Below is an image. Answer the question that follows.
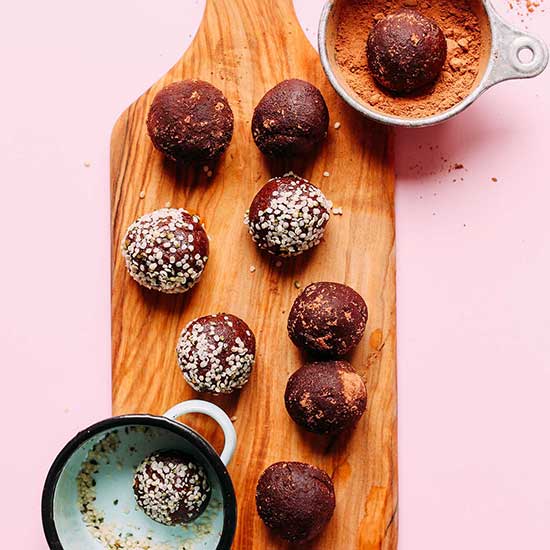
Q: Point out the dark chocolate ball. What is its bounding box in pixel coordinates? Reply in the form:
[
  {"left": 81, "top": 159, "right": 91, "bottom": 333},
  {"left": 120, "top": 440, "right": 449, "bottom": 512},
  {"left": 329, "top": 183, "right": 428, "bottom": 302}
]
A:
[
  {"left": 176, "top": 313, "right": 256, "bottom": 394},
  {"left": 133, "top": 450, "right": 211, "bottom": 525},
  {"left": 244, "top": 175, "right": 331, "bottom": 257},
  {"left": 251, "top": 79, "right": 329, "bottom": 157},
  {"left": 255, "top": 462, "right": 335, "bottom": 542},
  {"left": 367, "top": 9, "right": 447, "bottom": 93},
  {"left": 285, "top": 360, "right": 367, "bottom": 434},
  {"left": 288, "top": 282, "right": 368, "bottom": 357},
  {"left": 147, "top": 79, "right": 234, "bottom": 162},
  {"left": 121, "top": 208, "right": 209, "bottom": 294}
]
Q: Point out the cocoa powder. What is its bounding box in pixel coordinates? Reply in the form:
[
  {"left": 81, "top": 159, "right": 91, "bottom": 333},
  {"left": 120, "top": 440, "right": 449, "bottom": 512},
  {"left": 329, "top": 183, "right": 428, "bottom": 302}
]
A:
[{"left": 334, "top": 0, "right": 485, "bottom": 118}]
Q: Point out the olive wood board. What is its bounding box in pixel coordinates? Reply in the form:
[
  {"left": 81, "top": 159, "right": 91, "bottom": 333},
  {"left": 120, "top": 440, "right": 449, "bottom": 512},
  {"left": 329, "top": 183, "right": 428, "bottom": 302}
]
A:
[{"left": 111, "top": 0, "right": 397, "bottom": 548}]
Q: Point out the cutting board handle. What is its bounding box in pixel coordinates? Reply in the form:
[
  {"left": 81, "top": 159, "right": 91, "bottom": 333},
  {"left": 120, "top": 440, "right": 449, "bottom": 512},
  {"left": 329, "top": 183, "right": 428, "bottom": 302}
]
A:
[{"left": 199, "top": 0, "right": 302, "bottom": 42}]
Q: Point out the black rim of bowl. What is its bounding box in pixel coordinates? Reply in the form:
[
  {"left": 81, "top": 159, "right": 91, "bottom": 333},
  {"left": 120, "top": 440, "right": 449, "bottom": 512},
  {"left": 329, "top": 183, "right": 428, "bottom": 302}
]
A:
[{"left": 41, "top": 414, "right": 237, "bottom": 550}]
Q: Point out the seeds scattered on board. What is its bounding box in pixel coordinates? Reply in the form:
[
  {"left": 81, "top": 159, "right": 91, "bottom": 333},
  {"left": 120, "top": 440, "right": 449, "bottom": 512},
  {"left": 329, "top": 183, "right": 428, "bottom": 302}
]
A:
[
  {"left": 139, "top": 190, "right": 146, "bottom": 199},
  {"left": 121, "top": 208, "right": 209, "bottom": 294},
  {"left": 134, "top": 451, "right": 211, "bottom": 525},
  {"left": 334, "top": 121, "right": 341, "bottom": 129},
  {"left": 177, "top": 313, "right": 256, "bottom": 394},
  {"left": 244, "top": 175, "right": 332, "bottom": 257},
  {"left": 323, "top": 171, "right": 330, "bottom": 177},
  {"left": 332, "top": 206, "right": 343, "bottom": 215}
]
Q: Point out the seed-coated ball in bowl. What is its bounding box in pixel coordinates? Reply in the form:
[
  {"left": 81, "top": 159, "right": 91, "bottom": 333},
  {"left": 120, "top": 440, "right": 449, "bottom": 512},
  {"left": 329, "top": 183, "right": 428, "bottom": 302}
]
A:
[
  {"left": 367, "top": 9, "right": 447, "bottom": 93},
  {"left": 133, "top": 450, "right": 211, "bottom": 525},
  {"left": 176, "top": 313, "right": 256, "bottom": 394},
  {"left": 252, "top": 79, "right": 329, "bottom": 157},
  {"left": 255, "top": 461, "right": 335, "bottom": 543},
  {"left": 288, "top": 281, "right": 368, "bottom": 357},
  {"left": 121, "top": 208, "right": 209, "bottom": 294},
  {"left": 285, "top": 360, "right": 367, "bottom": 434},
  {"left": 147, "top": 79, "right": 234, "bottom": 163},
  {"left": 244, "top": 175, "right": 331, "bottom": 257}
]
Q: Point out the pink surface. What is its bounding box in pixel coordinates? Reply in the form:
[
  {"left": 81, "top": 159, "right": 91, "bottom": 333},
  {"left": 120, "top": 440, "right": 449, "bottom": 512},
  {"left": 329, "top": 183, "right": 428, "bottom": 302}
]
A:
[{"left": 1, "top": 1, "right": 548, "bottom": 548}]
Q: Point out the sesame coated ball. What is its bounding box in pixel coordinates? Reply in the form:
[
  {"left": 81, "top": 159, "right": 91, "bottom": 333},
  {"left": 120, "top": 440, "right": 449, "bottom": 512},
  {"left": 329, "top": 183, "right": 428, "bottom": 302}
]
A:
[
  {"left": 176, "top": 313, "right": 256, "bottom": 394},
  {"left": 147, "top": 79, "right": 234, "bottom": 163},
  {"left": 121, "top": 208, "right": 209, "bottom": 294},
  {"left": 244, "top": 175, "right": 332, "bottom": 257},
  {"left": 288, "top": 282, "right": 368, "bottom": 357},
  {"left": 133, "top": 451, "right": 211, "bottom": 526}
]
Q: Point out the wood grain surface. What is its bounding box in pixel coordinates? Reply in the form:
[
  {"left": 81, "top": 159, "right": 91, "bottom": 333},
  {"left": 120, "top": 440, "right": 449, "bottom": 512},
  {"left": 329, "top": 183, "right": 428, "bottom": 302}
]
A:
[{"left": 111, "top": 0, "right": 397, "bottom": 548}]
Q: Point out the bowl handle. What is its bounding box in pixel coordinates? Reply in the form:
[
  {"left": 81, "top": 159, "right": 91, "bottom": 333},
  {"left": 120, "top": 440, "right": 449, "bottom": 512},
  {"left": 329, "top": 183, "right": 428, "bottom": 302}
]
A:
[
  {"left": 163, "top": 400, "right": 237, "bottom": 466},
  {"left": 486, "top": 10, "right": 548, "bottom": 86}
]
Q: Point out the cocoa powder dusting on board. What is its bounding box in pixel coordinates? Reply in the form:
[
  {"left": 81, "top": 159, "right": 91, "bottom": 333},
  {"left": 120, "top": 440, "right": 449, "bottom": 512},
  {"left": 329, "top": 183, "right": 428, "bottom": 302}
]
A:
[{"left": 334, "top": 0, "right": 484, "bottom": 118}]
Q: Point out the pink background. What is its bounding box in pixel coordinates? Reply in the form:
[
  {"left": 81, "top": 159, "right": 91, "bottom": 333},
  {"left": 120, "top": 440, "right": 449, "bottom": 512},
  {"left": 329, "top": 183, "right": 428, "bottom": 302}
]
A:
[{"left": 1, "top": 1, "right": 549, "bottom": 548}]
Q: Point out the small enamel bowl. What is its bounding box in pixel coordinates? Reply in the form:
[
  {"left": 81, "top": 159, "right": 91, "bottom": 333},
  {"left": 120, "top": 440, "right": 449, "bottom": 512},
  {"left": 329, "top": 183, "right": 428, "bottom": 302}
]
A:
[
  {"left": 319, "top": 0, "right": 549, "bottom": 127},
  {"left": 42, "top": 400, "right": 237, "bottom": 550}
]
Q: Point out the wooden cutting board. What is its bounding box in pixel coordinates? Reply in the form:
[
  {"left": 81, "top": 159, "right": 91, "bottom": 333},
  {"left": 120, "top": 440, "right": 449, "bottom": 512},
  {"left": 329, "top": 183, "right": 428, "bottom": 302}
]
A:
[{"left": 111, "top": 0, "right": 397, "bottom": 548}]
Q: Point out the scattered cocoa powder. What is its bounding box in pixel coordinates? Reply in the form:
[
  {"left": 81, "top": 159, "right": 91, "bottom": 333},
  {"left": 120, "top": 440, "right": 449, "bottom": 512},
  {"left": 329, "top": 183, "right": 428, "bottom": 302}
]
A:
[{"left": 334, "top": 0, "right": 488, "bottom": 119}]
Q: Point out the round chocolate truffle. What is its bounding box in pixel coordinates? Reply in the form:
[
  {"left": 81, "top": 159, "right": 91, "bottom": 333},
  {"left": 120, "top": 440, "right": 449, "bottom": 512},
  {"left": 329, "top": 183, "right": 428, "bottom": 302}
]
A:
[
  {"left": 133, "top": 450, "right": 211, "bottom": 526},
  {"left": 244, "top": 175, "right": 331, "bottom": 257},
  {"left": 147, "top": 79, "right": 234, "bottom": 163},
  {"left": 367, "top": 9, "right": 447, "bottom": 93},
  {"left": 285, "top": 361, "right": 367, "bottom": 434},
  {"left": 256, "top": 462, "right": 335, "bottom": 542},
  {"left": 288, "top": 282, "right": 368, "bottom": 357},
  {"left": 176, "top": 313, "right": 256, "bottom": 394},
  {"left": 121, "top": 208, "right": 209, "bottom": 294},
  {"left": 252, "top": 79, "right": 329, "bottom": 157}
]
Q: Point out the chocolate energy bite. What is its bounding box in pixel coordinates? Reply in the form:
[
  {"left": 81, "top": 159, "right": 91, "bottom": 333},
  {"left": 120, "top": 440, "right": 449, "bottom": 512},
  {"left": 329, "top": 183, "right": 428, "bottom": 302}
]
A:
[
  {"left": 367, "top": 9, "right": 447, "bottom": 93},
  {"left": 244, "top": 175, "right": 331, "bottom": 257},
  {"left": 133, "top": 451, "right": 211, "bottom": 525},
  {"left": 121, "top": 208, "right": 209, "bottom": 294},
  {"left": 176, "top": 313, "right": 256, "bottom": 394},
  {"left": 147, "top": 79, "right": 234, "bottom": 163},
  {"left": 256, "top": 462, "right": 335, "bottom": 543},
  {"left": 288, "top": 281, "right": 368, "bottom": 357},
  {"left": 252, "top": 79, "right": 329, "bottom": 157},
  {"left": 285, "top": 360, "right": 367, "bottom": 434}
]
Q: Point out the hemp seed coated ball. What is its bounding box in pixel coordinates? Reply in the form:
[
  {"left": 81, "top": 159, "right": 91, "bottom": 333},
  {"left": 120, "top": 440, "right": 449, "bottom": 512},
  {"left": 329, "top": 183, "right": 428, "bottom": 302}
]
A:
[
  {"left": 244, "top": 175, "right": 331, "bottom": 257},
  {"left": 176, "top": 313, "right": 256, "bottom": 394},
  {"left": 288, "top": 282, "right": 368, "bottom": 357},
  {"left": 285, "top": 361, "right": 367, "bottom": 434},
  {"left": 121, "top": 208, "right": 209, "bottom": 294},
  {"left": 147, "top": 79, "right": 234, "bottom": 163},
  {"left": 255, "top": 462, "right": 336, "bottom": 543},
  {"left": 367, "top": 9, "right": 447, "bottom": 93},
  {"left": 252, "top": 79, "right": 329, "bottom": 157},
  {"left": 133, "top": 451, "right": 211, "bottom": 526}
]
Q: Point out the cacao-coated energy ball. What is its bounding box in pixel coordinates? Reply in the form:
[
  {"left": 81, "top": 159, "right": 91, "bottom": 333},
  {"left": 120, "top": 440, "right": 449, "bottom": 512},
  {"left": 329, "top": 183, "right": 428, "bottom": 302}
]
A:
[
  {"left": 287, "top": 281, "right": 368, "bottom": 357},
  {"left": 147, "top": 79, "right": 234, "bottom": 162},
  {"left": 285, "top": 360, "right": 367, "bottom": 434},
  {"left": 367, "top": 9, "right": 447, "bottom": 93},
  {"left": 176, "top": 313, "right": 256, "bottom": 394},
  {"left": 121, "top": 208, "right": 209, "bottom": 294},
  {"left": 244, "top": 175, "right": 331, "bottom": 257},
  {"left": 252, "top": 79, "right": 329, "bottom": 156},
  {"left": 255, "top": 461, "right": 335, "bottom": 542},
  {"left": 133, "top": 451, "right": 211, "bottom": 525}
]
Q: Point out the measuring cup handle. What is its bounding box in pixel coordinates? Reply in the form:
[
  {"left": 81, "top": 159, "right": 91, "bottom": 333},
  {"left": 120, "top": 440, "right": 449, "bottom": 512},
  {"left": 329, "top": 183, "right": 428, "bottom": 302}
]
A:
[
  {"left": 163, "top": 400, "right": 237, "bottom": 466},
  {"left": 486, "top": 10, "right": 548, "bottom": 86}
]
